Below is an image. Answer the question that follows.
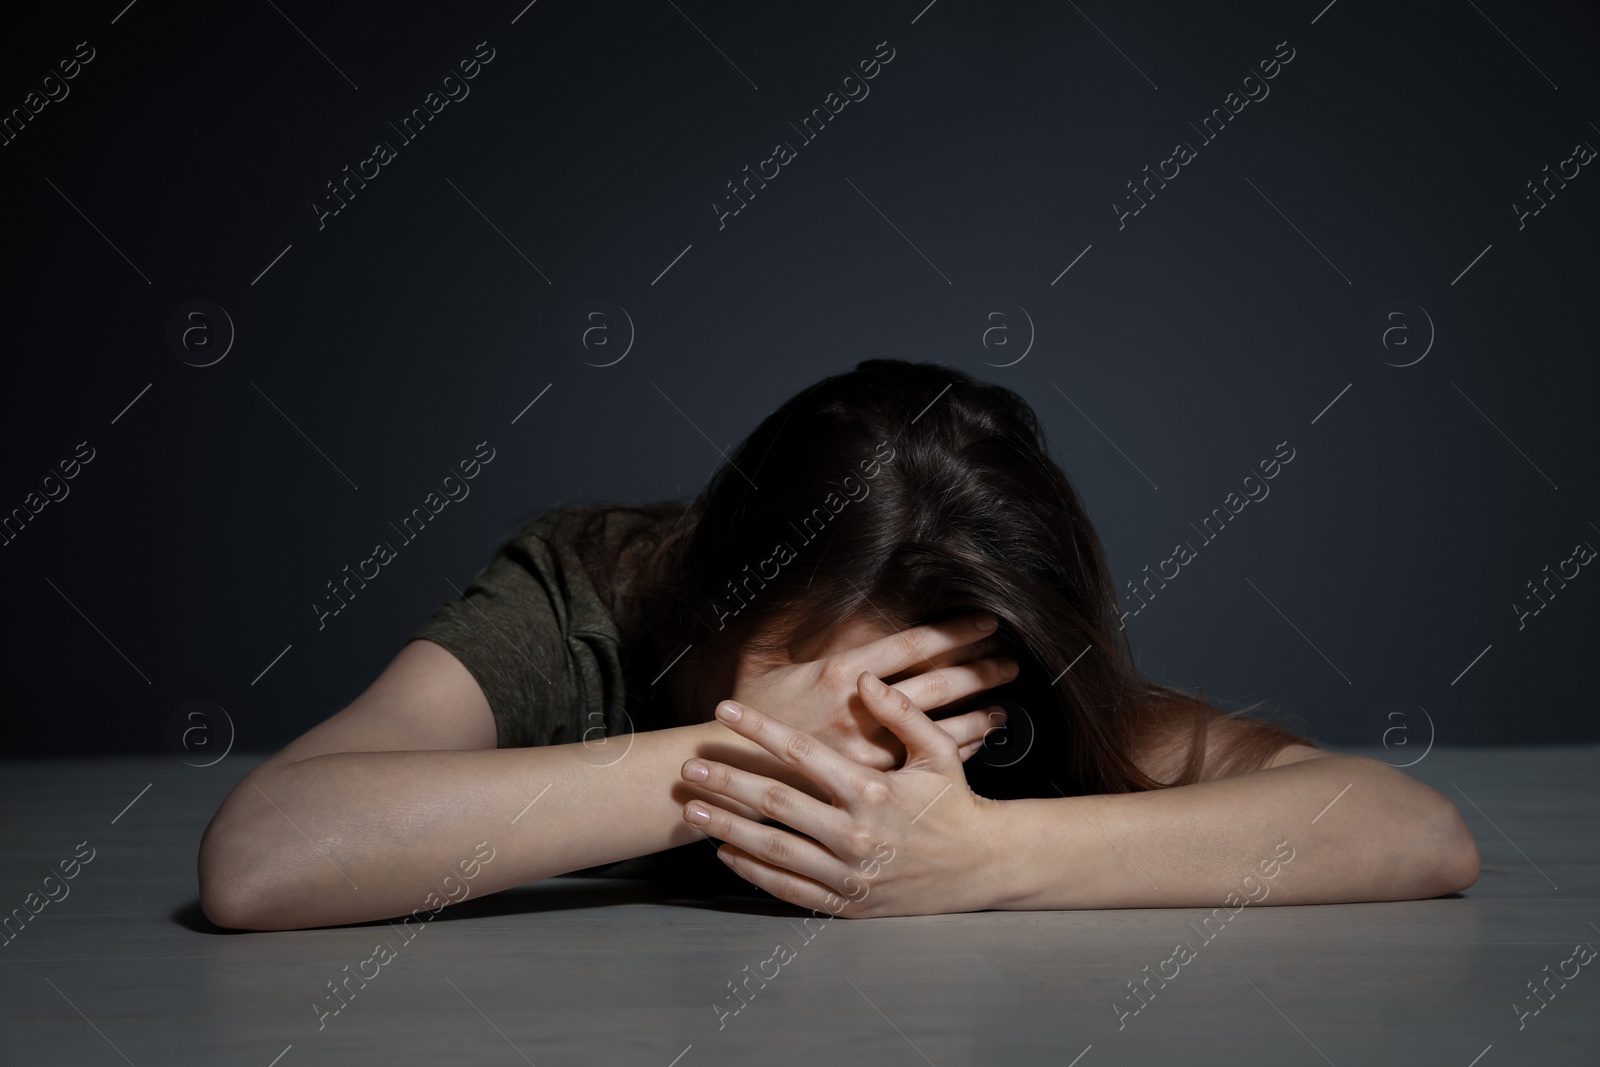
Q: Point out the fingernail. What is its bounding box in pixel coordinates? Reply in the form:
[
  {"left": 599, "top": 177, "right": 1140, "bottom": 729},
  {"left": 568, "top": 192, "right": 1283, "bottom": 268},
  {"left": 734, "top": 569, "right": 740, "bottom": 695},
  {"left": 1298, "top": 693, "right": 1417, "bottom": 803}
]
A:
[
  {"left": 862, "top": 671, "right": 888, "bottom": 694},
  {"left": 717, "top": 848, "right": 733, "bottom": 865},
  {"left": 716, "top": 702, "right": 742, "bottom": 723},
  {"left": 976, "top": 614, "right": 999, "bottom": 633},
  {"left": 683, "top": 760, "right": 709, "bottom": 782},
  {"left": 686, "top": 802, "right": 711, "bottom": 824}
]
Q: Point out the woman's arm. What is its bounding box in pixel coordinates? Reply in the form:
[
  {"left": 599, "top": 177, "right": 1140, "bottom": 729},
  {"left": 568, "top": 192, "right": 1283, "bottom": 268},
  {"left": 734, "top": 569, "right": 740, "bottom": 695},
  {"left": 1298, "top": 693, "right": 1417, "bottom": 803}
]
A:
[
  {"left": 992, "top": 748, "right": 1481, "bottom": 910},
  {"left": 197, "top": 640, "right": 796, "bottom": 931},
  {"left": 198, "top": 629, "right": 1007, "bottom": 931},
  {"left": 680, "top": 676, "right": 1481, "bottom": 915}
]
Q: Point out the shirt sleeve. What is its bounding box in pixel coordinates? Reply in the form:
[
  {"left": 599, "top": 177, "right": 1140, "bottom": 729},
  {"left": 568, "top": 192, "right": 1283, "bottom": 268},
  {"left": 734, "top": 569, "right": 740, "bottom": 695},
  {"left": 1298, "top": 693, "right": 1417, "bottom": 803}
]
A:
[{"left": 409, "top": 512, "right": 621, "bottom": 750}]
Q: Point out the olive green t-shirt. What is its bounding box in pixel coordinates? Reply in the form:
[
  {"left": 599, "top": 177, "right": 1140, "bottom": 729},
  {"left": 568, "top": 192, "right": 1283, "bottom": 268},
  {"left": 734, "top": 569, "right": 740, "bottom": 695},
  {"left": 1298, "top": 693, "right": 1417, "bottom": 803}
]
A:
[
  {"left": 410, "top": 506, "right": 733, "bottom": 884},
  {"left": 410, "top": 507, "right": 673, "bottom": 751}
]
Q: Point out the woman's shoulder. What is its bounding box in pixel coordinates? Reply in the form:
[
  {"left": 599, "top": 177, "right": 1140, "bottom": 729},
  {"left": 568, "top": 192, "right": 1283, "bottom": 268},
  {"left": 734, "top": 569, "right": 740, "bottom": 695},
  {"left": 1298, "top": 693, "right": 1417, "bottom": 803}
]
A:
[{"left": 410, "top": 501, "right": 689, "bottom": 749}]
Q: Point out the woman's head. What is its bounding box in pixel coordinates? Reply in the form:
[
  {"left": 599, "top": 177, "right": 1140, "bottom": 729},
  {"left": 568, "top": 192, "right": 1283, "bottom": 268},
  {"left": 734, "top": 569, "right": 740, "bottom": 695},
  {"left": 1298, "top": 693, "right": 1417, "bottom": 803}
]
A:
[
  {"left": 609, "top": 359, "right": 1298, "bottom": 795},
  {"left": 680, "top": 361, "right": 1121, "bottom": 648}
]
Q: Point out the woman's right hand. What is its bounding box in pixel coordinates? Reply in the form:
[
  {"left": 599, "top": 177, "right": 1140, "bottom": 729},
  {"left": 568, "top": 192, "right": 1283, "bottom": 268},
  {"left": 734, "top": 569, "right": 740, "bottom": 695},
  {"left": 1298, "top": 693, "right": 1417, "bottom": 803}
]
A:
[{"left": 726, "top": 613, "right": 1019, "bottom": 777}]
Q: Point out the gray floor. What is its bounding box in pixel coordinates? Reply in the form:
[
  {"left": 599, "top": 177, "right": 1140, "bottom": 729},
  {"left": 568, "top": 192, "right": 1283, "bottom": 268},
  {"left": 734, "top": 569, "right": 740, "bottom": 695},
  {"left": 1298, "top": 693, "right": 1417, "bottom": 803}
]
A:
[{"left": 1, "top": 747, "right": 1595, "bottom": 1066}]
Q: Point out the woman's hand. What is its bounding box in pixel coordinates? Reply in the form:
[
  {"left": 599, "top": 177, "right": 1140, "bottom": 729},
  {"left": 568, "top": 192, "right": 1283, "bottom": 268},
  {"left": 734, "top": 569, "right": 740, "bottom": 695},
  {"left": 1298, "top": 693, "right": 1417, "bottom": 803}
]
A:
[
  {"left": 727, "top": 613, "right": 1019, "bottom": 773},
  {"left": 682, "top": 669, "right": 1011, "bottom": 917}
]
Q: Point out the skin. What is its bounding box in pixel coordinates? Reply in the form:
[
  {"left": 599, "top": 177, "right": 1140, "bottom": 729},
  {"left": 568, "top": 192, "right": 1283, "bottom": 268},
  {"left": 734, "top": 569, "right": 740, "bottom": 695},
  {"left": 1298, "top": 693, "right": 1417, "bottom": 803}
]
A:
[
  {"left": 197, "top": 611, "right": 1480, "bottom": 930},
  {"left": 196, "top": 616, "right": 1013, "bottom": 930},
  {"left": 687, "top": 617, "right": 1483, "bottom": 916}
]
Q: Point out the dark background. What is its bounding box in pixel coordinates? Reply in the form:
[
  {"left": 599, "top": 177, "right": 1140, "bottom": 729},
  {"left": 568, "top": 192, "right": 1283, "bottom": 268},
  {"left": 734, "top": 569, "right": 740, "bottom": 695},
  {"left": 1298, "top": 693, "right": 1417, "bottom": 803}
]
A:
[{"left": 2, "top": 0, "right": 1595, "bottom": 756}]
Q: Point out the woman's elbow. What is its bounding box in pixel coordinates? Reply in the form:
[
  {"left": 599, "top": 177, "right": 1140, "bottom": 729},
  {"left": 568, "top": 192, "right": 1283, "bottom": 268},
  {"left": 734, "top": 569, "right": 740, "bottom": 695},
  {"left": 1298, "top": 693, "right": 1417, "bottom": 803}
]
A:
[
  {"left": 198, "top": 818, "right": 260, "bottom": 929},
  {"left": 1415, "top": 780, "right": 1481, "bottom": 897},
  {"left": 1338, "top": 757, "right": 1480, "bottom": 899},
  {"left": 197, "top": 798, "right": 295, "bottom": 930}
]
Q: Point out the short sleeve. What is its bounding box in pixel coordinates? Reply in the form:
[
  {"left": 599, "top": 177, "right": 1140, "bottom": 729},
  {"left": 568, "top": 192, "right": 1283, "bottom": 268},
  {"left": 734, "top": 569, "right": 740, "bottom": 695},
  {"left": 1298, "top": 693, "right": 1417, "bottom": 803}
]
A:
[{"left": 410, "top": 511, "right": 628, "bottom": 750}]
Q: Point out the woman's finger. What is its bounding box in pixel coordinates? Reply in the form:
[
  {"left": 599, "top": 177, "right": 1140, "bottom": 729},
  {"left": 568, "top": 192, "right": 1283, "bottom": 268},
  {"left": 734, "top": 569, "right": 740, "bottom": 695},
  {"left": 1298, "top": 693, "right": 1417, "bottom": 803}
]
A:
[
  {"left": 683, "top": 757, "right": 851, "bottom": 842},
  {"left": 935, "top": 706, "right": 1007, "bottom": 754},
  {"left": 857, "top": 671, "right": 961, "bottom": 772},
  {"left": 713, "top": 700, "right": 876, "bottom": 801},
  {"left": 716, "top": 844, "right": 866, "bottom": 917},
  {"left": 881, "top": 632, "right": 1009, "bottom": 683},
  {"left": 891, "top": 655, "right": 1018, "bottom": 713},
  {"left": 847, "top": 614, "right": 999, "bottom": 682},
  {"left": 848, "top": 738, "right": 904, "bottom": 772},
  {"left": 685, "top": 799, "right": 856, "bottom": 892}
]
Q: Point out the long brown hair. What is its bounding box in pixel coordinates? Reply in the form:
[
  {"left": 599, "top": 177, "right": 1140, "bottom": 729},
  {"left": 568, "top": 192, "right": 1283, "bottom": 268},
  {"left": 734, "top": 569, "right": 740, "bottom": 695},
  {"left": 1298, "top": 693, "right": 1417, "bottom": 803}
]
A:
[{"left": 560, "top": 360, "right": 1305, "bottom": 797}]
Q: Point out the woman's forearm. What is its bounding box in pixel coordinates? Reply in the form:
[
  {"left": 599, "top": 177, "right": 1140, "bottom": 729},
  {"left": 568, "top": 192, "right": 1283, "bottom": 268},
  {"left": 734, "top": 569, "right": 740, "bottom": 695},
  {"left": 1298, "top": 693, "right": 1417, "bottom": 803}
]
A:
[
  {"left": 198, "top": 720, "right": 788, "bottom": 931},
  {"left": 988, "top": 754, "right": 1481, "bottom": 910}
]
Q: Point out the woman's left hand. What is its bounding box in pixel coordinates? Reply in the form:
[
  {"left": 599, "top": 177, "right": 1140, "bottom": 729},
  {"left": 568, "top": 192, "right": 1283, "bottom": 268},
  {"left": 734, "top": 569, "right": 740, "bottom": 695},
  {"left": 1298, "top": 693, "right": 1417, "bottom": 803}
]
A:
[{"left": 681, "top": 670, "right": 1010, "bottom": 917}]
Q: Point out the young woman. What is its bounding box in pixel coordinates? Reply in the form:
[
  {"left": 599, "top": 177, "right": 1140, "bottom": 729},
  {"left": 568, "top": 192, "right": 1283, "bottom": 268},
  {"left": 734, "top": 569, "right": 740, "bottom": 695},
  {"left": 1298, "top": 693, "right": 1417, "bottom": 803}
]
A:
[{"left": 197, "top": 360, "right": 1479, "bottom": 930}]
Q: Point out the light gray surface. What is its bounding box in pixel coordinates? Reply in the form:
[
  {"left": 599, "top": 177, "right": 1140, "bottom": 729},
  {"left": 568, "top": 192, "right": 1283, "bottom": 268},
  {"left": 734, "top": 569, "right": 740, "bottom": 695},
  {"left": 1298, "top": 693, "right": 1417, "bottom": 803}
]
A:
[{"left": 1, "top": 747, "right": 1596, "bottom": 1066}]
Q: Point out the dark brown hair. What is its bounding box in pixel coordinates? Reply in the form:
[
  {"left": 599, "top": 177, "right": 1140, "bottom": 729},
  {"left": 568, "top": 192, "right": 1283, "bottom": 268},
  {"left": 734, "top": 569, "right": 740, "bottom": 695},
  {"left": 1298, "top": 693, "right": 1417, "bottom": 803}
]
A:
[{"left": 561, "top": 360, "right": 1306, "bottom": 797}]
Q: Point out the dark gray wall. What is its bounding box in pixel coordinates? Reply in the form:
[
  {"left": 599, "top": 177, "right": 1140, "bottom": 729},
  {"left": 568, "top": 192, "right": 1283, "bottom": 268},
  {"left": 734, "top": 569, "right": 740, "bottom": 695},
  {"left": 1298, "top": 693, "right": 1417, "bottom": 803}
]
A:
[{"left": 2, "top": 0, "right": 1595, "bottom": 756}]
